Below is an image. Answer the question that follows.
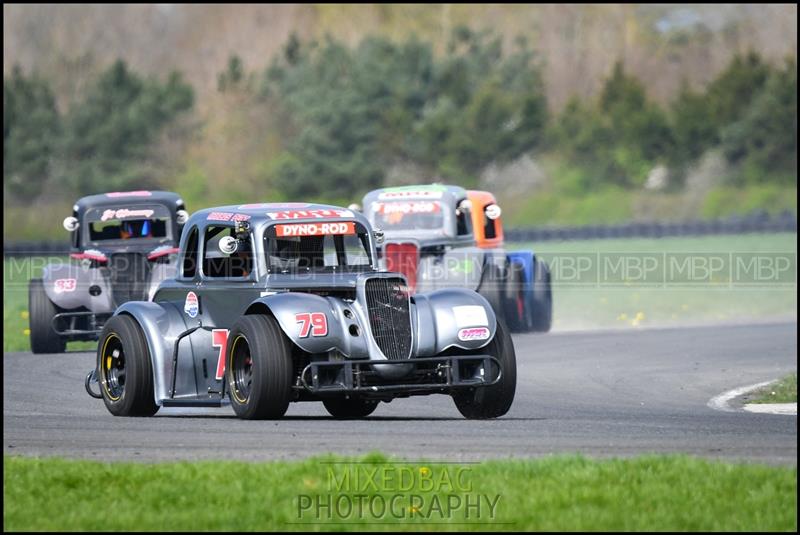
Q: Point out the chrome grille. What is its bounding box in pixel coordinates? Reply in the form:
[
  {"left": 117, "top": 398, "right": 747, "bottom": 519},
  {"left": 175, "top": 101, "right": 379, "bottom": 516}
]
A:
[
  {"left": 109, "top": 253, "right": 151, "bottom": 306},
  {"left": 365, "top": 277, "right": 412, "bottom": 360}
]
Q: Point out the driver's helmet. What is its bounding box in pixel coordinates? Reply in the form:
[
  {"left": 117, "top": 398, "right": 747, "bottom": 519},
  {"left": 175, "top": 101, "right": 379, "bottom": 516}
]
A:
[{"left": 120, "top": 219, "right": 152, "bottom": 239}]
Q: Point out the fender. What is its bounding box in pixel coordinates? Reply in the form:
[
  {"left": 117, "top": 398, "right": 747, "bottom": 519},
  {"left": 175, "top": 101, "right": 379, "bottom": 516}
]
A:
[
  {"left": 42, "top": 262, "right": 113, "bottom": 313},
  {"left": 247, "top": 293, "right": 374, "bottom": 359},
  {"left": 112, "top": 300, "right": 190, "bottom": 404},
  {"left": 412, "top": 288, "right": 497, "bottom": 356}
]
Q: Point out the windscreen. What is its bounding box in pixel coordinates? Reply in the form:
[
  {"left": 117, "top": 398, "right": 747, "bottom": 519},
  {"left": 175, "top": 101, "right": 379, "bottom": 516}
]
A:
[
  {"left": 85, "top": 205, "right": 172, "bottom": 243},
  {"left": 264, "top": 221, "right": 372, "bottom": 273},
  {"left": 368, "top": 200, "right": 444, "bottom": 231}
]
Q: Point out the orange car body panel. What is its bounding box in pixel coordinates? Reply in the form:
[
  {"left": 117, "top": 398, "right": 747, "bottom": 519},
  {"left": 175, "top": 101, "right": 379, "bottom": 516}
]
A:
[{"left": 467, "top": 190, "right": 504, "bottom": 249}]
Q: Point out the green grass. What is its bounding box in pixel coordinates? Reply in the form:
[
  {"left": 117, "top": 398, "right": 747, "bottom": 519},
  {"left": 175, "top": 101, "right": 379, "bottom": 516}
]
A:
[
  {"left": 3, "top": 454, "right": 796, "bottom": 531},
  {"left": 501, "top": 188, "right": 635, "bottom": 227},
  {"left": 748, "top": 374, "right": 797, "bottom": 404},
  {"left": 3, "top": 256, "right": 94, "bottom": 353},
  {"left": 702, "top": 185, "right": 798, "bottom": 219},
  {"left": 511, "top": 233, "right": 797, "bottom": 331},
  {"left": 499, "top": 184, "right": 797, "bottom": 228}
]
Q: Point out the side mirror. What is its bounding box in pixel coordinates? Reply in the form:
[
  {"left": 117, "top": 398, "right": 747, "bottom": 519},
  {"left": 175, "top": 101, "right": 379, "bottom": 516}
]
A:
[
  {"left": 176, "top": 210, "right": 190, "bottom": 224},
  {"left": 373, "top": 228, "right": 385, "bottom": 245},
  {"left": 219, "top": 236, "right": 238, "bottom": 255},
  {"left": 485, "top": 204, "right": 502, "bottom": 220},
  {"left": 347, "top": 203, "right": 362, "bottom": 213},
  {"left": 63, "top": 216, "right": 80, "bottom": 232}
]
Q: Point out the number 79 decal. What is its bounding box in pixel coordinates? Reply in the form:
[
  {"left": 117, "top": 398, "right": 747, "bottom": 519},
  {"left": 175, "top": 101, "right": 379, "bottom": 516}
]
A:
[{"left": 296, "top": 313, "right": 328, "bottom": 337}]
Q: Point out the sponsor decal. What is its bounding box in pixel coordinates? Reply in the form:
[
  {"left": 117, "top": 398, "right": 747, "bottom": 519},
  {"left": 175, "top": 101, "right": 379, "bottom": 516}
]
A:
[
  {"left": 239, "top": 202, "right": 310, "bottom": 210},
  {"left": 452, "top": 305, "right": 489, "bottom": 328},
  {"left": 458, "top": 326, "right": 491, "bottom": 341},
  {"left": 373, "top": 201, "right": 441, "bottom": 215},
  {"left": 266, "top": 209, "right": 354, "bottom": 220},
  {"left": 207, "top": 212, "right": 251, "bottom": 222},
  {"left": 276, "top": 222, "right": 356, "bottom": 237},
  {"left": 296, "top": 312, "right": 328, "bottom": 337},
  {"left": 54, "top": 278, "right": 77, "bottom": 293},
  {"left": 101, "top": 208, "right": 155, "bottom": 221},
  {"left": 184, "top": 291, "right": 199, "bottom": 318},
  {"left": 377, "top": 189, "right": 443, "bottom": 200},
  {"left": 106, "top": 191, "right": 152, "bottom": 197}
]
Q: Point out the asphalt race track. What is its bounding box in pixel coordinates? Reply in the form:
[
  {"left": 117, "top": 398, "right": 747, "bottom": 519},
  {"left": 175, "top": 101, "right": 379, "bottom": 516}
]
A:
[{"left": 4, "top": 322, "right": 797, "bottom": 464}]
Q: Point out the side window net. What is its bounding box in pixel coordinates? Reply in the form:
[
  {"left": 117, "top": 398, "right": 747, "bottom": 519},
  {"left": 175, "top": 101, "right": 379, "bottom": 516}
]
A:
[{"left": 202, "top": 226, "right": 253, "bottom": 278}]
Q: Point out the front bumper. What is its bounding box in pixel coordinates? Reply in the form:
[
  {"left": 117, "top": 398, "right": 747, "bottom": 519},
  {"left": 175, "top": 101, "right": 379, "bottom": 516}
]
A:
[{"left": 299, "top": 355, "right": 500, "bottom": 397}]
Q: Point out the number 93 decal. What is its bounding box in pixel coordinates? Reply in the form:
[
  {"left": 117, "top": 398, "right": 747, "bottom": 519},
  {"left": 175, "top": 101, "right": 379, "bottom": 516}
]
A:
[{"left": 295, "top": 312, "right": 328, "bottom": 337}]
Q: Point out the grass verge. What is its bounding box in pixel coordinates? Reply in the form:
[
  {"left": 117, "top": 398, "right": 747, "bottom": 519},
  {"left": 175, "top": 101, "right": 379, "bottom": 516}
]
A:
[
  {"left": 3, "top": 453, "right": 797, "bottom": 531},
  {"left": 3, "top": 256, "right": 94, "bottom": 353},
  {"left": 748, "top": 373, "right": 797, "bottom": 404},
  {"left": 510, "top": 232, "right": 797, "bottom": 331}
]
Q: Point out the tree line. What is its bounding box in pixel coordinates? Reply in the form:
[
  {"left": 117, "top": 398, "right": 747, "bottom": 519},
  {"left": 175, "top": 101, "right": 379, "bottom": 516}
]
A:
[
  {"left": 4, "top": 61, "right": 193, "bottom": 201},
  {"left": 4, "top": 28, "right": 796, "bottom": 203}
]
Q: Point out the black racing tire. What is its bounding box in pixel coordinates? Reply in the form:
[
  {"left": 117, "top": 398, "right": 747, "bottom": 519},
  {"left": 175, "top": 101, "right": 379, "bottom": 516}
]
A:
[
  {"left": 97, "top": 314, "right": 159, "bottom": 416},
  {"left": 452, "top": 319, "right": 517, "bottom": 419},
  {"left": 227, "top": 315, "right": 293, "bottom": 420},
  {"left": 28, "top": 278, "right": 66, "bottom": 354},
  {"left": 477, "top": 264, "right": 507, "bottom": 326},
  {"left": 323, "top": 397, "right": 379, "bottom": 419},
  {"left": 504, "top": 262, "right": 533, "bottom": 333},
  {"left": 530, "top": 258, "right": 553, "bottom": 333}
]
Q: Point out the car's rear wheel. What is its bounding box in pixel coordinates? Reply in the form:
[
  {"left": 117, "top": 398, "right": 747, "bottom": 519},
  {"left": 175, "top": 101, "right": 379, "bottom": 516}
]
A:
[
  {"left": 28, "top": 278, "right": 66, "bottom": 354},
  {"left": 227, "top": 315, "right": 293, "bottom": 420},
  {"left": 97, "top": 314, "right": 159, "bottom": 416},
  {"left": 323, "top": 397, "right": 379, "bottom": 419},
  {"left": 530, "top": 258, "right": 552, "bottom": 333},
  {"left": 452, "top": 319, "right": 517, "bottom": 419}
]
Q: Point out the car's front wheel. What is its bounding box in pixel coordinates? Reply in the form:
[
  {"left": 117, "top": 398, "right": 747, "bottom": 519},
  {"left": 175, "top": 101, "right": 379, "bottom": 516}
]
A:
[
  {"left": 97, "top": 314, "right": 159, "bottom": 416},
  {"left": 227, "top": 314, "right": 293, "bottom": 420},
  {"left": 452, "top": 319, "right": 517, "bottom": 419}
]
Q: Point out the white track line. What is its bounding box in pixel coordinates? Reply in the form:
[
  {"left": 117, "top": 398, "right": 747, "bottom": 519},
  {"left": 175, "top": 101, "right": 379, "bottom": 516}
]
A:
[
  {"left": 743, "top": 403, "right": 797, "bottom": 415},
  {"left": 707, "top": 380, "right": 776, "bottom": 412}
]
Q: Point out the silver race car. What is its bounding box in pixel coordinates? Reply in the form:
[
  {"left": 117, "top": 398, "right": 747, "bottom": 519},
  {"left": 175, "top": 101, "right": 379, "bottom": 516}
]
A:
[
  {"left": 29, "top": 190, "right": 189, "bottom": 353},
  {"left": 85, "top": 202, "right": 516, "bottom": 419}
]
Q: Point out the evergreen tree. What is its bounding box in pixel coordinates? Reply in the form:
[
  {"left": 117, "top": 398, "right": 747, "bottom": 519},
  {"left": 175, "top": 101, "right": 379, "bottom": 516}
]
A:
[{"left": 3, "top": 65, "right": 60, "bottom": 200}]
